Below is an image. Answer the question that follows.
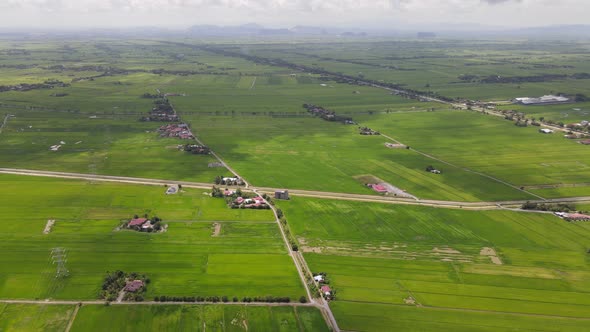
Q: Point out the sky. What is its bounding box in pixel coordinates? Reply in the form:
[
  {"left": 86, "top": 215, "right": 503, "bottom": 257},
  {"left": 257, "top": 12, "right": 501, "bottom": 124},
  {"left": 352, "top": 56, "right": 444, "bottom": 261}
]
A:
[{"left": 0, "top": 0, "right": 586, "bottom": 30}]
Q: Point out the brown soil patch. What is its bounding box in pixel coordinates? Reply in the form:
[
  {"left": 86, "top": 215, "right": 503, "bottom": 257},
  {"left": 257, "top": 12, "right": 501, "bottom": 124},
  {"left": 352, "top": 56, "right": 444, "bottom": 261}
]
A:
[
  {"left": 480, "top": 247, "right": 496, "bottom": 256},
  {"left": 212, "top": 223, "right": 221, "bottom": 237},
  {"left": 441, "top": 258, "right": 453, "bottom": 262},
  {"left": 433, "top": 247, "right": 461, "bottom": 254},
  {"left": 480, "top": 247, "right": 503, "bottom": 265},
  {"left": 490, "top": 256, "right": 503, "bottom": 265},
  {"left": 404, "top": 296, "right": 416, "bottom": 305},
  {"left": 301, "top": 246, "right": 322, "bottom": 253},
  {"left": 43, "top": 219, "right": 55, "bottom": 234}
]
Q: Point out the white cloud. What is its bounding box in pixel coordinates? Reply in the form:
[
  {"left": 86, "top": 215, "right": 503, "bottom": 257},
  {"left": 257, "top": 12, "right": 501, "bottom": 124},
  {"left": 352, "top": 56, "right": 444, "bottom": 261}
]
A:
[{"left": 0, "top": 0, "right": 586, "bottom": 28}]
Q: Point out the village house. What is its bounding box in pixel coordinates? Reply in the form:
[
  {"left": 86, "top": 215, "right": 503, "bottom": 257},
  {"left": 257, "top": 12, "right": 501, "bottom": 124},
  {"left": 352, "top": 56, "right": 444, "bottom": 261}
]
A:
[
  {"left": 124, "top": 280, "right": 144, "bottom": 293},
  {"left": 127, "top": 217, "right": 155, "bottom": 231},
  {"left": 313, "top": 275, "right": 324, "bottom": 282},
  {"left": 128, "top": 218, "right": 149, "bottom": 228},
  {"left": 321, "top": 285, "right": 332, "bottom": 298},
  {"left": 514, "top": 95, "right": 570, "bottom": 105},
  {"left": 368, "top": 184, "right": 388, "bottom": 194},
  {"left": 539, "top": 128, "right": 554, "bottom": 134},
  {"left": 555, "top": 212, "right": 590, "bottom": 221}
]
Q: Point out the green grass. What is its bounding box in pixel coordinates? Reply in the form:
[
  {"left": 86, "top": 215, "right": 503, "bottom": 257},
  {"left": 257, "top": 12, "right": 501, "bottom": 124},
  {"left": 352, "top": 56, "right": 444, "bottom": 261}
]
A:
[
  {"left": 0, "top": 174, "right": 303, "bottom": 300},
  {"left": 0, "top": 303, "right": 75, "bottom": 332},
  {"left": 69, "top": 304, "right": 329, "bottom": 332}
]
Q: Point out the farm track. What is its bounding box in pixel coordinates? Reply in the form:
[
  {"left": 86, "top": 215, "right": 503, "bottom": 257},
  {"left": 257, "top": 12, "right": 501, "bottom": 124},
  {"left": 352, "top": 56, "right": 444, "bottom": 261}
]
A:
[
  {"left": 0, "top": 113, "right": 12, "bottom": 134},
  {"left": 64, "top": 303, "right": 80, "bottom": 332},
  {"left": 2, "top": 168, "right": 590, "bottom": 209}
]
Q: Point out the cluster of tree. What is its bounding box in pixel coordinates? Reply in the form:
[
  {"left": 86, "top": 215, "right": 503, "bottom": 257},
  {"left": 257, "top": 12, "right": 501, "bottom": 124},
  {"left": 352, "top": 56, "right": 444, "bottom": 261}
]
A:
[
  {"left": 521, "top": 202, "right": 575, "bottom": 212},
  {"left": 142, "top": 96, "right": 178, "bottom": 121},
  {"left": 279, "top": 216, "right": 299, "bottom": 252},
  {"left": 0, "top": 79, "right": 70, "bottom": 93},
  {"left": 0, "top": 64, "right": 38, "bottom": 69},
  {"left": 211, "top": 186, "right": 227, "bottom": 198},
  {"left": 459, "top": 73, "right": 590, "bottom": 84},
  {"left": 359, "top": 127, "right": 380, "bottom": 135},
  {"left": 184, "top": 144, "right": 211, "bottom": 155},
  {"left": 575, "top": 93, "right": 589, "bottom": 102},
  {"left": 100, "top": 270, "right": 149, "bottom": 302},
  {"left": 141, "top": 93, "right": 161, "bottom": 99},
  {"left": 303, "top": 103, "right": 354, "bottom": 123},
  {"left": 291, "top": 51, "right": 415, "bottom": 71},
  {"left": 154, "top": 295, "right": 295, "bottom": 303}
]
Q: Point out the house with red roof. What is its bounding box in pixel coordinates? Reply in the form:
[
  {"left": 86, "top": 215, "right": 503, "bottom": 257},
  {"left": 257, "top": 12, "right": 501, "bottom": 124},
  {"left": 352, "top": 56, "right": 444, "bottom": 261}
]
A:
[
  {"left": 321, "top": 285, "right": 332, "bottom": 295},
  {"left": 128, "top": 218, "right": 148, "bottom": 227},
  {"left": 370, "top": 184, "right": 388, "bottom": 193},
  {"left": 124, "top": 280, "right": 144, "bottom": 292}
]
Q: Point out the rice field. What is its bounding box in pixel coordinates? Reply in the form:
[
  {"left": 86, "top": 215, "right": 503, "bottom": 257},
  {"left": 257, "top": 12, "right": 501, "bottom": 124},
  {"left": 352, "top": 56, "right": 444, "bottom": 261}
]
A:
[
  {"left": 280, "top": 196, "right": 590, "bottom": 331},
  {"left": 0, "top": 174, "right": 303, "bottom": 300}
]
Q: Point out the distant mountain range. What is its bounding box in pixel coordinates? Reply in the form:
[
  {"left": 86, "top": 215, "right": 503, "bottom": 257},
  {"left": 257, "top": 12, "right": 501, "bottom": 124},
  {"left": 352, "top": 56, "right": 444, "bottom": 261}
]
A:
[
  {"left": 188, "top": 24, "right": 337, "bottom": 36},
  {"left": 2, "top": 23, "right": 590, "bottom": 40}
]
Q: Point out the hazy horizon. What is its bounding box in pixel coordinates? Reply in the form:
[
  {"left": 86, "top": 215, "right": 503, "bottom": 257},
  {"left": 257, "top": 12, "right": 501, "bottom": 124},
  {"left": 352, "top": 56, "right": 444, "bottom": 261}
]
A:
[{"left": 0, "top": 0, "right": 587, "bottom": 30}]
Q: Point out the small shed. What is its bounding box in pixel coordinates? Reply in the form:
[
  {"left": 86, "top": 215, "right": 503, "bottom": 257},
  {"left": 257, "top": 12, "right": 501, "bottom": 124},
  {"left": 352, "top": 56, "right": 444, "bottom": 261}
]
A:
[{"left": 275, "top": 190, "right": 290, "bottom": 200}]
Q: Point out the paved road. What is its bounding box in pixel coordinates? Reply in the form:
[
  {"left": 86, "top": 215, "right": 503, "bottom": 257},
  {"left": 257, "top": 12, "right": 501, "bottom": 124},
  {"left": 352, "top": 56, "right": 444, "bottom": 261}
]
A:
[{"left": 2, "top": 168, "right": 590, "bottom": 210}]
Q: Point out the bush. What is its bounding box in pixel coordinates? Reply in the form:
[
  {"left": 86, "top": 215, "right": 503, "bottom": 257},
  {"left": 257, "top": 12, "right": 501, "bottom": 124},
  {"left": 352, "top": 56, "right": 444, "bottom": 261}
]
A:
[{"left": 299, "top": 296, "right": 307, "bottom": 303}]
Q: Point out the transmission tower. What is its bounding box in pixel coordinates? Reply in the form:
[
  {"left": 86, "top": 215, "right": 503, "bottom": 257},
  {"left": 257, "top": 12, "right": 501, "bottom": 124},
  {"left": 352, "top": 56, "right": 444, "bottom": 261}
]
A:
[{"left": 50, "top": 247, "right": 69, "bottom": 278}]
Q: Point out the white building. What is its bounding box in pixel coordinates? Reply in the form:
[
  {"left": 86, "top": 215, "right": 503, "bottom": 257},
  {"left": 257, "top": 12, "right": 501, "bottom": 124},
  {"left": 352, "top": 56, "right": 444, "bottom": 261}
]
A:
[{"left": 514, "top": 95, "right": 570, "bottom": 105}]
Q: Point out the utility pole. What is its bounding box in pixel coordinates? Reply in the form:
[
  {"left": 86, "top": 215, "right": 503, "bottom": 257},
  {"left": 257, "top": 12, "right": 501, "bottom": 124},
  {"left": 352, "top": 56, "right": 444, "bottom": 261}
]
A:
[{"left": 50, "top": 247, "right": 69, "bottom": 278}]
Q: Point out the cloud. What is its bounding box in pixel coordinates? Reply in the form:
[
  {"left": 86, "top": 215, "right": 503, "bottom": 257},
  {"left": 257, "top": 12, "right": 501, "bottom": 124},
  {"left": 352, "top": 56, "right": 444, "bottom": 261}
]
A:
[{"left": 481, "top": 0, "right": 521, "bottom": 4}]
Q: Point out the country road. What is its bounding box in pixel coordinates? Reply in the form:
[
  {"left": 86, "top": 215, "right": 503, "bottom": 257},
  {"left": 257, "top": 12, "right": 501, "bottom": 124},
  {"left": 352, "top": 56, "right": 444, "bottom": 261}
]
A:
[{"left": 2, "top": 168, "right": 590, "bottom": 209}]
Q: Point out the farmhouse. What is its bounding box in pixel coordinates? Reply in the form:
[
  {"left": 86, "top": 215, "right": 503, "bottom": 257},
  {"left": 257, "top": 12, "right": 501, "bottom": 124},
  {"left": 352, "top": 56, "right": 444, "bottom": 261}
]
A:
[
  {"left": 580, "top": 139, "right": 590, "bottom": 145},
  {"left": 555, "top": 212, "right": 590, "bottom": 221},
  {"left": 128, "top": 218, "right": 149, "bottom": 227},
  {"left": 158, "top": 123, "right": 194, "bottom": 140},
  {"left": 369, "top": 184, "right": 388, "bottom": 193},
  {"left": 385, "top": 143, "right": 407, "bottom": 149},
  {"left": 321, "top": 285, "right": 332, "bottom": 296},
  {"left": 275, "top": 190, "right": 290, "bottom": 200},
  {"left": 514, "top": 95, "right": 570, "bottom": 105},
  {"left": 124, "top": 280, "right": 144, "bottom": 292},
  {"left": 539, "top": 128, "right": 554, "bottom": 134},
  {"left": 314, "top": 275, "right": 324, "bottom": 282}
]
